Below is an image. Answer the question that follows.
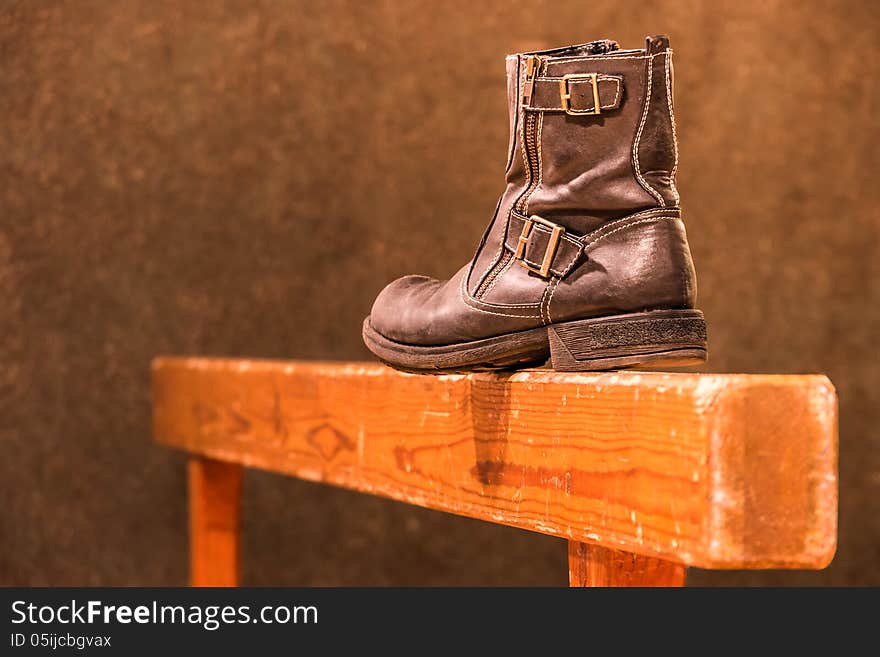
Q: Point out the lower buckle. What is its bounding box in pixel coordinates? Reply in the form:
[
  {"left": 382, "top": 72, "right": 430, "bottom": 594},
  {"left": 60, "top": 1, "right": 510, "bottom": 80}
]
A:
[
  {"left": 514, "top": 215, "right": 565, "bottom": 278},
  {"left": 559, "top": 73, "right": 601, "bottom": 116}
]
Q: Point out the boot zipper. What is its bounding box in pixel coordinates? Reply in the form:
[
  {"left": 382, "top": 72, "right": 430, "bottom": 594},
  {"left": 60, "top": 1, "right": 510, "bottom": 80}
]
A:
[
  {"left": 516, "top": 73, "right": 543, "bottom": 215},
  {"left": 521, "top": 54, "right": 539, "bottom": 107},
  {"left": 475, "top": 56, "right": 543, "bottom": 299}
]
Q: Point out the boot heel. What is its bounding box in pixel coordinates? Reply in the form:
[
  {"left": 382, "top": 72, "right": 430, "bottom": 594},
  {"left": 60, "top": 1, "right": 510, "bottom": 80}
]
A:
[{"left": 548, "top": 309, "right": 708, "bottom": 371}]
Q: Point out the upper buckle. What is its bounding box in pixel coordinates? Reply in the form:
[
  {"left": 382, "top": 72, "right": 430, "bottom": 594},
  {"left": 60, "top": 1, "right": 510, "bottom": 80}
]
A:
[
  {"left": 559, "top": 73, "right": 601, "bottom": 116},
  {"left": 514, "top": 215, "right": 565, "bottom": 278}
]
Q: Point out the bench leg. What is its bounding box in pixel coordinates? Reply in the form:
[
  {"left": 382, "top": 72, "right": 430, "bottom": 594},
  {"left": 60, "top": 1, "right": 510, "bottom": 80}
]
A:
[
  {"left": 568, "top": 541, "right": 686, "bottom": 587},
  {"left": 188, "top": 456, "right": 242, "bottom": 586}
]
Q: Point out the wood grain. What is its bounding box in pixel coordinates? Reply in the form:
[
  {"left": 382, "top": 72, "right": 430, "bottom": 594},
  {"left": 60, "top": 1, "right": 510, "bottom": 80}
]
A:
[
  {"left": 188, "top": 456, "right": 242, "bottom": 586},
  {"left": 568, "top": 541, "right": 686, "bottom": 586},
  {"left": 153, "top": 358, "right": 838, "bottom": 569}
]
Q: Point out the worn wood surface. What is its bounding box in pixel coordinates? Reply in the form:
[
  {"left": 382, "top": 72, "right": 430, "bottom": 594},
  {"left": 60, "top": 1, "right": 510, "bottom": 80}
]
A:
[
  {"left": 188, "top": 456, "right": 242, "bottom": 586},
  {"left": 154, "top": 358, "right": 838, "bottom": 569},
  {"left": 568, "top": 541, "right": 686, "bottom": 586}
]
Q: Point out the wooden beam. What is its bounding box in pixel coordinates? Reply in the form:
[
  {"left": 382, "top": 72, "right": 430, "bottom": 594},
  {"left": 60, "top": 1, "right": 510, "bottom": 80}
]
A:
[
  {"left": 188, "top": 456, "right": 242, "bottom": 586},
  {"left": 153, "top": 358, "right": 837, "bottom": 570},
  {"left": 568, "top": 541, "right": 686, "bottom": 586}
]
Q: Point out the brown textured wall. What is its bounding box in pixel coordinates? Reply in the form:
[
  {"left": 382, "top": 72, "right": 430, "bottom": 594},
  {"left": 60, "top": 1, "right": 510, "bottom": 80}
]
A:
[{"left": 1, "top": 0, "right": 877, "bottom": 586}]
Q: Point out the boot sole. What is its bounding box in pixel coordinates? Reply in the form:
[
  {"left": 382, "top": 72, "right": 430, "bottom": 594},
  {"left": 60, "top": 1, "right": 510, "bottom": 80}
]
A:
[{"left": 362, "top": 309, "right": 707, "bottom": 373}]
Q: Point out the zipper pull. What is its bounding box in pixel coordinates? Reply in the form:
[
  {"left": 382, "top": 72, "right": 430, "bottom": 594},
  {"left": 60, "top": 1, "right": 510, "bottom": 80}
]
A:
[{"left": 522, "top": 55, "right": 541, "bottom": 106}]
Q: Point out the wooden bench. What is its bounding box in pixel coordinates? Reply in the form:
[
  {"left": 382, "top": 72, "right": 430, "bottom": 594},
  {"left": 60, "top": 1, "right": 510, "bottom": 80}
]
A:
[{"left": 151, "top": 358, "right": 838, "bottom": 586}]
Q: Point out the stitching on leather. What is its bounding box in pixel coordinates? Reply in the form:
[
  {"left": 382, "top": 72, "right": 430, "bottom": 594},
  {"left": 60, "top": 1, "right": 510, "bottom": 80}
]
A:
[
  {"left": 519, "top": 65, "right": 552, "bottom": 311},
  {"left": 468, "top": 72, "right": 549, "bottom": 317},
  {"left": 475, "top": 299, "right": 543, "bottom": 309},
  {"left": 543, "top": 279, "right": 553, "bottom": 324},
  {"left": 559, "top": 208, "right": 677, "bottom": 247},
  {"left": 541, "top": 275, "right": 559, "bottom": 326},
  {"left": 539, "top": 282, "right": 548, "bottom": 323},
  {"left": 473, "top": 205, "right": 515, "bottom": 299},
  {"left": 632, "top": 55, "right": 665, "bottom": 207},
  {"left": 516, "top": 57, "right": 532, "bottom": 213},
  {"left": 478, "top": 51, "right": 528, "bottom": 308},
  {"left": 471, "top": 55, "right": 527, "bottom": 297},
  {"left": 530, "top": 107, "right": 553, "bottom": 315},
  {"left": 577, "top": 211, "right": 677, "bottom": 248},
  {"left": 545, "top": 277, "right": 561, "bottom": 324},
  {"left": 459, "top": 274, "right": 542, "bottom": 317},
  {"left": 553, "top": 247, "right": 581, "bottom": 278},
  {"left": 549, "top": 54, "right": 651, "bottom": 63},
  {"left": 621, "top": 207, "right": 679, "bottom": 219},
  {"left": 481, "top": 255, "right": 516, "bottom": 299},
  {"left": 545, "top": 52, "right": 667, "bottom": 68},
  {"left": 537, "top": 74, "right": 619, "bottom": 83},
  {"left": 582, "top": 215, "right": 674, "bottom": 252},
  {"left": 546, "top": 235, "right": 585, "bottom": 324},
  {"left": 665, "top": 52, "right": 680, "bottom": 205},
  {"left": 466, "top": 307, "right": 542, "bottom": 319},
  {"left": 470, "top": 200, "right": 509, "bottom": 296},
  {"left": 461, "top": 251, "right": 543, "bottom": 309}
]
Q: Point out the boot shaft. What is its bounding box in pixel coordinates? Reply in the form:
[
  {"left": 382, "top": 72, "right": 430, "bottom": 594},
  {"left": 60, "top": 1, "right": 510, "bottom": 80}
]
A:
[
  {"left": 469, "top": 35, "right": 682, "bottom": 297},
  {"left": 504, "top": 35, "right": 679, "bottom": 233}
]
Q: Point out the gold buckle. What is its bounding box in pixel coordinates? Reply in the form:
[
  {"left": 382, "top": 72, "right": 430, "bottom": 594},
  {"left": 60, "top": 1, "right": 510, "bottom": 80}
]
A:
[
  {"left": 559, "top": 73, "right": 601, "bottom": 116},
  {"left": 514, "top": 215, "right": 565, "bottom": 278}
]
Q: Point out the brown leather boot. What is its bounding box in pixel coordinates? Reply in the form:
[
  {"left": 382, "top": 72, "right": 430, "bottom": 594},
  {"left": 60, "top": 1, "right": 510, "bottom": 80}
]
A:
[{"left": 363, "top": 36, "right": 707, "bottom": 372}]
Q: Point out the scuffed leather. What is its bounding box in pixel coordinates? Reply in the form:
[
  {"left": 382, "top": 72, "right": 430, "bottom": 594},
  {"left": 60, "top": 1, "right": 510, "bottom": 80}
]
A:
[
  {"left": 368, "top": 36, "right": 698, "bottom": 347},
  {"left": 370, "top": 266, "right": 544, "bottom": 345},
  {"left": 544, "top": 215, "right": 697, "bottom": 324}
]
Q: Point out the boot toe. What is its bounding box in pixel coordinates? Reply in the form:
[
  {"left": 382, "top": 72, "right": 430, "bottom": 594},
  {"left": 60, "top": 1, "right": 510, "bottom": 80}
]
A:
[{"left": 369, "top": 275, "right": 442, "bottom": 344}]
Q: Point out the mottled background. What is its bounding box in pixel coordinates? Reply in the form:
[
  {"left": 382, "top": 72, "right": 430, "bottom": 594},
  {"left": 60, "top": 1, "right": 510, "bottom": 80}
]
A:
[{"left": 1, "top": 0, "right": 877, "bottom": 586}]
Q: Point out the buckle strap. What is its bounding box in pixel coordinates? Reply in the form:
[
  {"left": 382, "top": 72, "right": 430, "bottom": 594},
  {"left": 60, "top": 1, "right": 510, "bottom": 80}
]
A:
[
  {"left": 524, "top": 74, "right": 623, "bottom": 114},
  {"left": 504, "top": 211, "right": 583, "bottom": 279}
]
